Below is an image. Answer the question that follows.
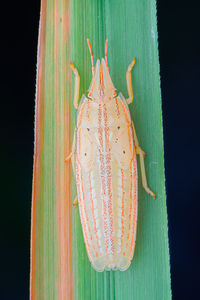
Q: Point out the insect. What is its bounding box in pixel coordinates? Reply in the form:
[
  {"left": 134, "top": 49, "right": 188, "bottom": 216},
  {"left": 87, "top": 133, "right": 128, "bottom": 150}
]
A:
[{"left": 66, "top": 39, "right": 155, "bottom": 272}]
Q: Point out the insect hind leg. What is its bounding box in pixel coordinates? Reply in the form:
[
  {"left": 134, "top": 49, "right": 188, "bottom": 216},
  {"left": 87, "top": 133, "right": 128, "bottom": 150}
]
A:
[{"left": 132, "top": 121, "right": 156, "bottom": 199}]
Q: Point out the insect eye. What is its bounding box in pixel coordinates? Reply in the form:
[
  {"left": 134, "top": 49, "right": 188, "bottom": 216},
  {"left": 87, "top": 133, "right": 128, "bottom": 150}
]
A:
[
  {"left": 123, "top": 150, "right": 125, "bottom": 154},
  {"left": 85, "top": 153, "right": 87, "bottom": 156},
  {"left": 87, "top": 128, "right": 90, "bottom": 131},
  {"left": 117, "top": 126, "right": 120, "bottom": 130}
]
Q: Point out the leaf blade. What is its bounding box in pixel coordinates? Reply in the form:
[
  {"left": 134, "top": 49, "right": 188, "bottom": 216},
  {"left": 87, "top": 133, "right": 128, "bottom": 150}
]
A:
[
  {"left": 71, "top": 0, "right": 171, "bottom": 299},
  {"left": 30, "top": 0, "right": 73, "bottom": 299}
]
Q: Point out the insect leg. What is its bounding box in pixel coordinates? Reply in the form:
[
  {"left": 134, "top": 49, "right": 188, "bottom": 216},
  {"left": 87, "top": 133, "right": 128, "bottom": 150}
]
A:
[
  {"left": 65, "top": 131, "right": 76, "bottom": 174},
  {"left": 132, "top": 121, "right": 156, "bottom": 199},
  {"left": 70, "top": 61, "right": 80, "bottom": 109},
  {"left": 126, "top": 58, "right": 136, "bottom": 104},
  {"left": 65, "top": 151, "right": 73, "bottom": 161},
  {"left": 65, "top": 132, "right": 78, "bottom": 206}
]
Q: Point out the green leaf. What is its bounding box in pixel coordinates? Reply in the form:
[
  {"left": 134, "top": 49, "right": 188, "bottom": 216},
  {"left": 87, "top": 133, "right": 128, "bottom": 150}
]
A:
[
  {"left": 71, "top": 1, "right": 171, "bottom": 299},
  {"left": 30, "top": 0, "right": 171, "bottom": 299}
]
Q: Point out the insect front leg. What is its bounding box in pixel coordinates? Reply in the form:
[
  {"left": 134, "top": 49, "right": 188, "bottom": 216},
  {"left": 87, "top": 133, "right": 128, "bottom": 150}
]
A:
[
  {"left": 126, "top": 58, "right": 136, "bottom": 104},
  {"left": 70, "top": 61, "right": 80, "bottom": 109},
  {"left": 132, "top": 121, "right": 156, "bottom": 199}
]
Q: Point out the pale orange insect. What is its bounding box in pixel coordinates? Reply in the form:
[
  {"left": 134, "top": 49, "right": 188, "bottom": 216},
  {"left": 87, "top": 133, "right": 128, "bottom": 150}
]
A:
[{"left": 66, "top": 39, "right": 155, "bottom": 272}]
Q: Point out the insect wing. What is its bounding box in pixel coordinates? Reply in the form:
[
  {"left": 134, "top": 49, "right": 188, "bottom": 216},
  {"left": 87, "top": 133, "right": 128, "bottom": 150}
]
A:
[
  {"left": 76, "top": 128, "right": 95, "bottom": 171},
  {"left": 109, "top": 94, "right": 138, "bottom": 270}
]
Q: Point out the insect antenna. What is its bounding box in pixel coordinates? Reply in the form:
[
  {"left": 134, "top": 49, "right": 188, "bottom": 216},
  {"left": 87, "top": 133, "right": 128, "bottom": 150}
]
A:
[{"left": 87, "top": 39, "right": 95, "bottom": 76}]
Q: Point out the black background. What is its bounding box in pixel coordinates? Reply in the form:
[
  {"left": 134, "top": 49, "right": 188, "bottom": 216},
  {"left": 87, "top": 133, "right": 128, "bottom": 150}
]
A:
[{"left": 1, "top": 1, "right": 199, "bottom": 299}]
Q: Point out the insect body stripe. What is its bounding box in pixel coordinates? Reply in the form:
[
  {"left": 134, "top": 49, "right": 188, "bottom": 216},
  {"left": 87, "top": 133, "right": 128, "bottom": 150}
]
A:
[
  {"left": 120, "top": 169, "right": 125, "bottom": 251},
  {"left": 127, "top": 125, "right": 133, "bottom": 156},
  {"left": 121, "top": 101, "right": 133, "bottom": 156},
  {"left": 86, "top": 100, "right": 90, "bottom": 119},
  {"left": 76, "top": 162, "right": 93, "bottom": 260},
  {"left": 77, "top": 130, "right": 81, "bottom": 159},
  {"left": 128, "top": 159, "right": 138, "bottom": 260},
  {"left": 131, "top": 159, "right": 138, "bottom": 258},
  {"left": 116, "top": 169, "right": 122, "bottom": 254},
  {"left": 77, "top": 101, "right": 85, "bottom": 128},
  {"left": 103, "top": 103, "right": 114, "bottom": 258},
  {"left": 121, "top": 100, "right": 130, "bottom": 124},
  {"left": 127, "top": 161, "right": 133, "bottom": 250},
  {"left": 98, "top": 100, "right": 114, "bottom": 259},
  {"left": 88, "top": 171, "right": 101, "bottom": 252},
  {"left": 115, "top": 98, "right": 120, "bottom": 118},
  {"left": 99, "top": 151, "right": 114, "bottom": 257}
]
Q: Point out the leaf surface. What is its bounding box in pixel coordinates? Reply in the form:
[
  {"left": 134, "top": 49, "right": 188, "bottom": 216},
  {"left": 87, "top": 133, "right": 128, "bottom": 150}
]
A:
[{"left": 30, "top": 0, "right": 171, "bottom": 299}]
